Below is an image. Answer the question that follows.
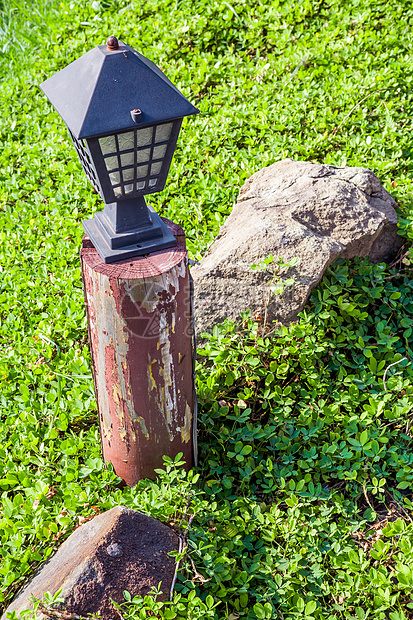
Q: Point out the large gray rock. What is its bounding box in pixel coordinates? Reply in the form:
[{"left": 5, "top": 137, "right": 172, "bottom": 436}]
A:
[
  {"left": 3, "top": 506, "right": 179, "bottom": 620},
  {"left": 192, "top": 159, "right": 403, "bottom": 334}
]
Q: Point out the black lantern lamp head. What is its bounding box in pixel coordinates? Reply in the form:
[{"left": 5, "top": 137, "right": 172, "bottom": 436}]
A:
[{"left": 40, "top": 36, "right": 199, "bottom": 263}]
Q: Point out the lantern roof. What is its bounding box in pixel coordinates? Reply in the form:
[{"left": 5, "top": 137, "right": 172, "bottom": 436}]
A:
[{"left": 40, "top": 40, "right": 199, "bottom": 140}]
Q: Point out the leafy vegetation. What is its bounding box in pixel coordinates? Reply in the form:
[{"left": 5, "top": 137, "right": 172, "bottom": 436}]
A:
[
  {"left": 2, "top": 0, "right": 413, "bottom": 618},
  {"left": 250, "top": 255, "right": 300, "bottom": 330}
]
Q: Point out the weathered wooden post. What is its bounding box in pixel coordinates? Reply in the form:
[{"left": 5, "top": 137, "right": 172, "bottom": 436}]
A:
[
  {"left": 80, "top": 220, "right": 196, "bottom": 485},
  {"left": 40, "top": 35, "right": 199, "bottom": 484}
]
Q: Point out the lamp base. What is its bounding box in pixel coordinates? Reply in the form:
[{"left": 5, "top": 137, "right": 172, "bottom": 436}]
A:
[{"left": 83, "top": 209, "right": 177, "bottom": 264}]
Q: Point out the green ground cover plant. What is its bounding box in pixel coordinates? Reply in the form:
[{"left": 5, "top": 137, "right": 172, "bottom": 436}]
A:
[{"left": 2, "top": 0, "right": 413, "bottom": 617}]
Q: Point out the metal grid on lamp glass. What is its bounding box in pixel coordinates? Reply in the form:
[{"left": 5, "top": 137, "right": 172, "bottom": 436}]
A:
[
  {"left": 68, "top": 129, "right": 100, "bottom": 193},
  {"left": 98, "top": 121, "right": 174, "bottom": 198}
]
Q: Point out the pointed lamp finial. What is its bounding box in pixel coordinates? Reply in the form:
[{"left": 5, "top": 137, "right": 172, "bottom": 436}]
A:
[{"left": 107, "top": 35, "right": 119, "bottom": 51}]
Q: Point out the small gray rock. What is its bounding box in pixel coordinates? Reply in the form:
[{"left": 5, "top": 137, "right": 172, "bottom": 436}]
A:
[
  {"left": 106, "top": 543, "right": 123, "bottom": 557},
  {"left": 192, "top": 159, "right": 403, "bottom": 334}
]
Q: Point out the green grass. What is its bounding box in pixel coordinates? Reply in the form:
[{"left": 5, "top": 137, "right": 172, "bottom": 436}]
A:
[{"left": 2, "top": 0, "right": 413, "bottom": 618}]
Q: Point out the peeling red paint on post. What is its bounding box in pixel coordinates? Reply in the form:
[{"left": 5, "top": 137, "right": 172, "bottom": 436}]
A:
[{"left": 80, "top": 219, "right": 195, "bottom": 485}]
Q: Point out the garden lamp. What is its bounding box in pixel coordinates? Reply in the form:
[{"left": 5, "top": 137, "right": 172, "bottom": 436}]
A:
[{"left": 40, "top": 36, "right": 199, "bottom": 263}]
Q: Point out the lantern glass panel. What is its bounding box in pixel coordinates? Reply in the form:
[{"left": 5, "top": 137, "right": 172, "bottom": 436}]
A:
[
  {"left": 96, "top": 120, "right": 178, "bottom": 199},
  {"left": 136, "top": 127, "right": 153, "bottom": 146},
  {"left": 99, "top": 135, "right": 117, "bottom": 155},
  {"left": 105, "top": 156, "right": 118, "bottom": 170},
  {"left": 155, "top": 123, "right": 172, "bottom": 143},
  {"left": 109, "top": 171, "right": 121, "bottom": 184},
  {"left": 120, "top": 152, "right": 134, "bottom": 167},
  {"left": 122, "top": 168, "right": 134, "bottom": 182},
  {"left": 137, "top": 165, "right": 149, "bottom": 179},
  {"left": 136, "top": 149, "right": 151, "bottom": 164},
  {"left": 151, "top": 162, "right": 162, "bottom": 175},
  {"left": 68, "top": 130, "right": 100, "bottom": 193},
  {"left": 118, "top": 131, "right": 134, "bottom": 151},
  {"left": 153, "top": 144, "right": 167, "bottom": 160}
]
